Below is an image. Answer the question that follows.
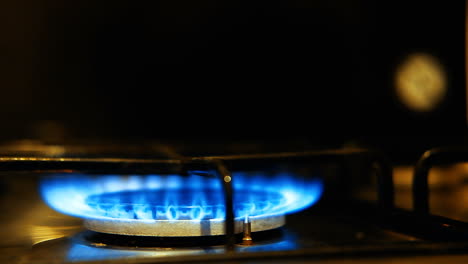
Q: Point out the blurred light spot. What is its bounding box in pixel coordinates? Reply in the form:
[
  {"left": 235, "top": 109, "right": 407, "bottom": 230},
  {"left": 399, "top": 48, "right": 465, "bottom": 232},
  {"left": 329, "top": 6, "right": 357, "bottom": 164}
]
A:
[{"left": 395, "top": 53, "right": 446, "bottom": 112}]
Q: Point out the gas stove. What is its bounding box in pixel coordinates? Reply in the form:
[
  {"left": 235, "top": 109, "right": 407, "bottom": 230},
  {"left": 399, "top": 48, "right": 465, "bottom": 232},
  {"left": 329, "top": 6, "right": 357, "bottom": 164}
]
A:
[
  {"left": 0, "top": 0, "right": 466, "bottom": 261},
  {"left": 3, "top": 142, "right": 468, "bottom": 264}
]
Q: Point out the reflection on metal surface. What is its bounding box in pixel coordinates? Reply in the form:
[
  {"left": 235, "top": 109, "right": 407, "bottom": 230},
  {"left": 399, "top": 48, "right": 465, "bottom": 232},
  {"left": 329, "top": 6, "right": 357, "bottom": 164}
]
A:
[
  {"left": 20, "top": 229, "right": 300, "bottom": 263},
  {"left": 67, "top": 243, "right": 208, "bottom": 262},
  {"left": 395, "top": 53, "right": 446, "bottom": 112},
  {"left": 393, "top": 164, "right": 468, "bottom": 188},
  {"left": 30, "top": 225, "right": 82, "bottom": 245},
  {"left": 62, "top": 231, "right": 298, "bottom": 263},
  {"left": 0, "top": 139, "right": 185, "bottom": 159},
  {"left": 357, "top": 163, "right": 468, "bottom": 219}
]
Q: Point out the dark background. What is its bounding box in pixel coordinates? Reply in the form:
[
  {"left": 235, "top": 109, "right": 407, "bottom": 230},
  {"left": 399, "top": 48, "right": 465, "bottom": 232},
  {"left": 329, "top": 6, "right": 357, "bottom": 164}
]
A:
[{"left": 0, "top": 0, "right": 466, "bottom": 162}]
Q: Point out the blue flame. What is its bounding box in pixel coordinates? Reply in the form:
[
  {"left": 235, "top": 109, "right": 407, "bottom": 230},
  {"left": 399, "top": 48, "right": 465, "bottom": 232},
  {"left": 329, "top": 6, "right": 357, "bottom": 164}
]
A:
[{"left": 40, "top": 172, "right": 323, "bottom": 222}]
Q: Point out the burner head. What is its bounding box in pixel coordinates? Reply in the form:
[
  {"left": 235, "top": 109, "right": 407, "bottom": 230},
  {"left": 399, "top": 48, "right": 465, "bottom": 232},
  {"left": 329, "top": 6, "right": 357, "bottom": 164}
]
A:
[
  {"left": 83, "top": 189, "right": 287, "bottom": 236},
  {"left": 84, "top": 214, "right": 285, "bottom": 237},
  {"left": 40, "top": 172, "right": 323, "bottom": 236}
]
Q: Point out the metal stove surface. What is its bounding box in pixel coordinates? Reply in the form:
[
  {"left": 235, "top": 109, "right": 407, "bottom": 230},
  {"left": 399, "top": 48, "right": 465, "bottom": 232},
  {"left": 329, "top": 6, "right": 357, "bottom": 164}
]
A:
[
  {"left": 4, "top": 148, "right": 468, "bottom": 264},
  {"left": 0, "top": 175, "right": 450, "bottom": 264},
  {"left": 12, "top": 192, "right": 420, "bottom": 264}
]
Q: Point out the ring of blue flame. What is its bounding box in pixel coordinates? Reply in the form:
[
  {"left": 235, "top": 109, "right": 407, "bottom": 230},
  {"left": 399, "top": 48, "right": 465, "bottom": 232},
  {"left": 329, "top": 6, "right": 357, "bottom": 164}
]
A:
[{"left": 40, "top": 172, "right": 323, "bottom": 222}]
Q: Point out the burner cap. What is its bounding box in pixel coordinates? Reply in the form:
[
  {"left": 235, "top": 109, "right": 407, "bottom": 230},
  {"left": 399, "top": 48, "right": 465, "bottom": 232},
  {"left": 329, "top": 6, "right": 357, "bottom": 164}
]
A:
[
  {"left": 84, "top": 214, "right": 285, "bottom": 237},
  {"left": 83, "top": 189, "right": 286, "bottom": 236}
]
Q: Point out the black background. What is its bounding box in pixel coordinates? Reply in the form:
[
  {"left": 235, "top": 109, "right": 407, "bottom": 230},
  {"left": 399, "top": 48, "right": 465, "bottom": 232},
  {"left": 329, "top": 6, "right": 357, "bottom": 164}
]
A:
[{"left": 0, "top": 0, "right": 466, "bottom": 162}]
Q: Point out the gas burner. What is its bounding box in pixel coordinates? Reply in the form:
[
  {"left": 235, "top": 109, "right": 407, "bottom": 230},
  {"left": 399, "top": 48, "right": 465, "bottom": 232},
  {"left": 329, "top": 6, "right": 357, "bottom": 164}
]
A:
[
  {"left": 83, "top": 189, "right": 286, "bottom": 236},
  {"left": 40, "top": 172, "right": 323, "bottom": 237}
]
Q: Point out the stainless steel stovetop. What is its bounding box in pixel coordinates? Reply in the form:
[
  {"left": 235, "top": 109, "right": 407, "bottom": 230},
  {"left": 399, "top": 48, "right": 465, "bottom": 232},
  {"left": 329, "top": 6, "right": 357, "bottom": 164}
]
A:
[{"left": 2, "top": 143, "right": 468, "bottom": 264}]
